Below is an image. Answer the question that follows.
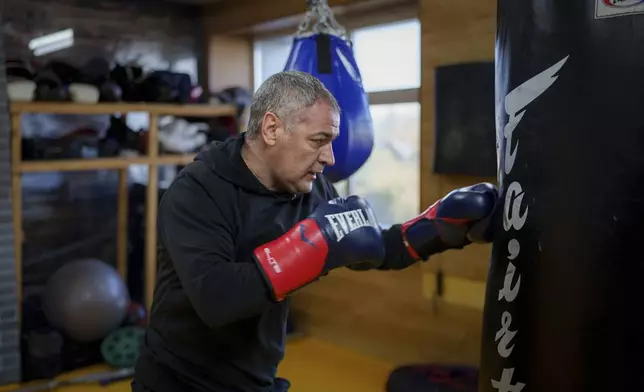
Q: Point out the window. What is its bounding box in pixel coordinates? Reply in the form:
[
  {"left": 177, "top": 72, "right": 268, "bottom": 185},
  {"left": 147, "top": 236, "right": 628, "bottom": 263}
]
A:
[
  {"left": 352, "top": 19, "right": 421, "bottom": 93},
  {"left": 349, "top": 19, "right": 421, "bottom": 224},
  {"left": 253, "top": 35, "right": 294, "bottom": 91},
  {"left": 252, "top": 18, "right": 421, "bottom": 224},
  {"left": 349, "top": 103, "right": 420, "bottom": 224}
]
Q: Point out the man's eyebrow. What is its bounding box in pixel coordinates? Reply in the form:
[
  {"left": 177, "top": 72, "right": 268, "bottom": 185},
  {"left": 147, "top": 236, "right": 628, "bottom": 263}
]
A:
[{"left": 312, "top": 131, "right": 334, "bottom": 138}]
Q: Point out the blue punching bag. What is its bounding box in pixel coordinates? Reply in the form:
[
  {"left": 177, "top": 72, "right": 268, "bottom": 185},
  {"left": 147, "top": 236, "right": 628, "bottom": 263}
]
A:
[{"left": 284, "top": 0, "right": 373, "bottom": 183}]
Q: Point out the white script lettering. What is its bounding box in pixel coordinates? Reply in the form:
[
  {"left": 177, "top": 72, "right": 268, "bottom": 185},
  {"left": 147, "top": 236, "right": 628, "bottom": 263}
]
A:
[
  {"left": 491, "top": 368, "right": 526, "bottom": 392},
  {"left": 503, "top": 182, "right": 528, "bottom": 232},
  {"left": 263, "top": 248, "right": 281, "bottom": 274},
  {"left": 495, "top": 311, "right": 517, "bottom": 358},
  {"left": 503, "top": 56, "right": 569, "bottom": 175},
  {"left": 498, "top": 262, "right": 521, "bottom": 303},
  {"left": 491, "top": 55, "right": 569, "bottom": 391},
  {"left": 325, "top": 209, "right": 373, "bottom": 242}
]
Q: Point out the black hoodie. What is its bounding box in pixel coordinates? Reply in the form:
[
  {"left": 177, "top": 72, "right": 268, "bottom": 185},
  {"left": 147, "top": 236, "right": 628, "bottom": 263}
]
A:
[{"left": 132, "top": 133, "right": 416, "bottom": 392}]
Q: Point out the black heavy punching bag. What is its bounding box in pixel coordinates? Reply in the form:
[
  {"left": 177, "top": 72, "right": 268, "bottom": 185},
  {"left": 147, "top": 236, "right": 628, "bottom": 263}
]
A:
[{"left": 479, "top": 1, "right": 644, "bottom": 391}]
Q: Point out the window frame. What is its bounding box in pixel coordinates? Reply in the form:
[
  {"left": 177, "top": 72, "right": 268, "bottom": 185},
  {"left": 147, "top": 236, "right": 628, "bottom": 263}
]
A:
[
  {"left": 345, "top": 21, "right": 420, "bottom": 195},
  {"left": 343, "top": 89, "right": 419, "bottom": 196}
]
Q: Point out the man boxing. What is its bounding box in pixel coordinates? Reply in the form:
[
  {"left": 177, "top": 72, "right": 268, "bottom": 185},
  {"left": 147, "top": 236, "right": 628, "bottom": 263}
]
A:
[{"left": 131, "top": 71, "right": 497, "bottom": 392}]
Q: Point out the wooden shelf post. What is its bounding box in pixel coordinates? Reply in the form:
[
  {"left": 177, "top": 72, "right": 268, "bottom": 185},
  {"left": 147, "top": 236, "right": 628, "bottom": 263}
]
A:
[
  {"left": 145, "top": 114, "right": 160, "bottom": 312},
  {"left": 117, "top": 168, "right": 129, "bottom": 280}
]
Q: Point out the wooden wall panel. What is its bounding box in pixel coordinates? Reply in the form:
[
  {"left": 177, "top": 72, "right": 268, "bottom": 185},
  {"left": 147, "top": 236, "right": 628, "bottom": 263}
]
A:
[
  {"left": 204, "top": 0, "right": 413, "bottom": 35},
  {"left": 208, "top": 35, "right": 253, "bottom": 92},
  {"left": 419, "top": 0, "right": 497, "bottom": 284}
]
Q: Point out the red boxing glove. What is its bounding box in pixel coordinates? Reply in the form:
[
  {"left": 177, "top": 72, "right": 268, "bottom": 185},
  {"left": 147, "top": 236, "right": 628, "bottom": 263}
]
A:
[
  {"left": 253, "top": 196, "right": 385, "bottom": 301},
  {"left": 401, "top": 182, "right": 498, "bottom": 261}
]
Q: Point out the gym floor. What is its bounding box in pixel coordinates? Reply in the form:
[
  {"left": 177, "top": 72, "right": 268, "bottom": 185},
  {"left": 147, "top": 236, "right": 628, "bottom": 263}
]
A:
[{"left": 0, "top": 337, "right": 394, "bottom": 392}]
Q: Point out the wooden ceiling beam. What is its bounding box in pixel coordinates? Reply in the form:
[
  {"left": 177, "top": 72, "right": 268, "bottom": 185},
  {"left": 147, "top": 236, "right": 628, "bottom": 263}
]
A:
[{"left": 204, "top": 0, "right": 414, "bottom": 35}]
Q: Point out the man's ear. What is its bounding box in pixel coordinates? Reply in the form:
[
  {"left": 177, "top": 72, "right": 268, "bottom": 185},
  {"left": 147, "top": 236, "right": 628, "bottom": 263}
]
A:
[{"left": 260, "top": 112, "right": 280, "bottom": 146}]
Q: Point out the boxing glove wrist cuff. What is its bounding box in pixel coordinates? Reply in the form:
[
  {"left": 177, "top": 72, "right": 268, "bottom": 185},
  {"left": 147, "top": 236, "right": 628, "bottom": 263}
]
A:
[
  {"left": 401, "top": 205, "right": 454, "bottom": 261},
  {"left": 401, "top": 219, "right": 422, "bottom": 261},
  {"left": 253, "top": 219, "right": 329, "bottom": 301},
  {"left": 401, "top": 200, "right": 441, "bottom": 261}
]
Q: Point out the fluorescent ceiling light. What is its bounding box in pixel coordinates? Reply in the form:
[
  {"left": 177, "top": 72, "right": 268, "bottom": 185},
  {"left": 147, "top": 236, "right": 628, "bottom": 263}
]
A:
[
  {"left": 32, "top": 38, "right": 74, "bottom": 56},
  {"left": 29, "top": 28, "right": 74, "bottom": 56}
]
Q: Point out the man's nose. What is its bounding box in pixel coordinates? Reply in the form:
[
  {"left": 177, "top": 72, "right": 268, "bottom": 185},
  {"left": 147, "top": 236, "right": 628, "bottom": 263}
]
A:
[{"left": 319, "top": 142, "right": 335, "bottom": 167}]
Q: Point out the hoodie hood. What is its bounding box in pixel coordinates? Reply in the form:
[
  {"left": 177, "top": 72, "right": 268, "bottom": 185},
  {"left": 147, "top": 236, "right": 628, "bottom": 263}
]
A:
[{"left": 194, "top": 133, "right": 275, "bottom": 196}]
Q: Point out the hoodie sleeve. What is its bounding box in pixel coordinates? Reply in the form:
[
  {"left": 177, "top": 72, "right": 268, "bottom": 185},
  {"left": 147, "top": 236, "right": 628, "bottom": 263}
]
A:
[
  {"left": 344, "top": 223, "right": 419, "bottom": 271},
  {"left": 158, "top": 174, "right": 274, "bottom": 329},
  {"left": 378, "top": 224, "right": 419, "bottom": 270}
]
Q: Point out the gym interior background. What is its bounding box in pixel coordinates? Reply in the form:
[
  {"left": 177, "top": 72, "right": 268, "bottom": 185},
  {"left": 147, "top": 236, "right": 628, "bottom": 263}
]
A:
[{"left": 0, "top": 0, "right": 497, "bottom": 390}]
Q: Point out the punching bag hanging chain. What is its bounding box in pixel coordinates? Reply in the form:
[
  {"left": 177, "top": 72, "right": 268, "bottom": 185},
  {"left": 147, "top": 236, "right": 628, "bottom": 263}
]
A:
[{"left": 296, "top": 0, "right": 348, "bottom": 41}]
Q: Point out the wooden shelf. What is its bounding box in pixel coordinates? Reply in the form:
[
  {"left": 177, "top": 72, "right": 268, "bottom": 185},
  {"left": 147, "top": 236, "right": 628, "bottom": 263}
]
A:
[
  {"left": 16, "top": 154, "right": 195, "bottom": 173},
  {"left": 10, "top": 101, "right": 237, "bottom": 117},
  {"left": 9, "top": 102, "right": 231, "bottom": 315}
]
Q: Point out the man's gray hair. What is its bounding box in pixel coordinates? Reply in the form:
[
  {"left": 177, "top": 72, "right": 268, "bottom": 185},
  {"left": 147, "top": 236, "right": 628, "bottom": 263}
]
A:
[{"left": 246, "top": 71, "right": 340, "bottom": 138}]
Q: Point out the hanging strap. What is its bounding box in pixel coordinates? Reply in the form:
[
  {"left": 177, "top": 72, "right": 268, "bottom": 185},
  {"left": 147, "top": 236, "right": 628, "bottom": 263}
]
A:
[{"left": 295, "top": 0, "right": 349, "bottom": 40}]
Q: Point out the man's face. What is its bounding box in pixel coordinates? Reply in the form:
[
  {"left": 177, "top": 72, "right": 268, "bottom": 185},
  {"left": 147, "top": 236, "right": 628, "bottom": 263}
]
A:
[{"left": 266, "top": 101, "right": 339, "bottom": 193}]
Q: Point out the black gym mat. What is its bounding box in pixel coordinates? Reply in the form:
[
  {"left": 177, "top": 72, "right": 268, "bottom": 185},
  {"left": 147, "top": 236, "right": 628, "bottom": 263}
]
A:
[{"left": 386, "top": 364, "right": 478, "bottom": 392}]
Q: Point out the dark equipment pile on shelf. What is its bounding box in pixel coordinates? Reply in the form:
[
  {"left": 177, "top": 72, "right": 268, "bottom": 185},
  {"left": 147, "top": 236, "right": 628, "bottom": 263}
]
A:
[
  {"left": 5, "top": 58, "right": 253, "bottom": 162},
  {"left": 6, "top": 58, "right": 201, "bottom": 105}
]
